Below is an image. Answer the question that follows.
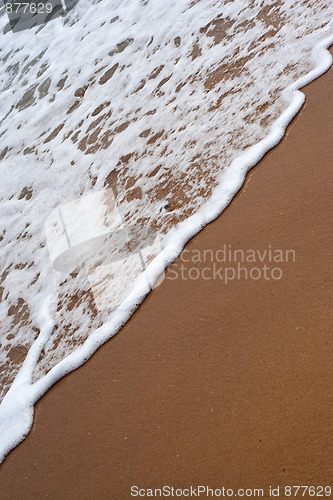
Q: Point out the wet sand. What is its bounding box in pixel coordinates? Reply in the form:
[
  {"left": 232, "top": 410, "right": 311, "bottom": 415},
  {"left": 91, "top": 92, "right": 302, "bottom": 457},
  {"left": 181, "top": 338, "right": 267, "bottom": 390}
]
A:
[{"left": 1, "top": 56, "right": 332, "bottom": 498}]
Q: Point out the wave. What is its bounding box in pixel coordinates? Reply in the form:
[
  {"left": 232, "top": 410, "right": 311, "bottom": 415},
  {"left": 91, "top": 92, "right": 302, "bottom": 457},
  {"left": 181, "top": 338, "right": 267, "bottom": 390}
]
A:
[{"left": 0, "top": 0, "right": 332, "bottom": 462}]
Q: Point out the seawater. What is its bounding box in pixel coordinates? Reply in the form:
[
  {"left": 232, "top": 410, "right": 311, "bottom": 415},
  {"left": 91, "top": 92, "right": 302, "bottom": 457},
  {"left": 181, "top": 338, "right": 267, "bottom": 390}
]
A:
[{"left": 0, "top": 0, "right": 332, "bottom": 462}]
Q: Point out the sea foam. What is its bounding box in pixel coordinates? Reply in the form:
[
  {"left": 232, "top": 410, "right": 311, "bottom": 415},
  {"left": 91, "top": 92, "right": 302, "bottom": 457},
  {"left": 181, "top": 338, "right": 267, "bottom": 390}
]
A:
[{"left": 0, "top": 0, "right": 332, "bottom": 462}]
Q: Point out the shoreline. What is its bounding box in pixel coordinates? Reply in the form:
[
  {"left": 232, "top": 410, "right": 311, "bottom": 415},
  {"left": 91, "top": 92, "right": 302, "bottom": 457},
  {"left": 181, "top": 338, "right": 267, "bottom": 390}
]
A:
[{"left": 1, "top": 52, "right": 332, "bottom": 498}]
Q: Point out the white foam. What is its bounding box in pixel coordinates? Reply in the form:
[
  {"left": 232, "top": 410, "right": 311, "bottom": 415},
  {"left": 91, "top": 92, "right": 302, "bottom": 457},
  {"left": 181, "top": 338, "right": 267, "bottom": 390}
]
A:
[{"left": 0, "top": 0, "right": 332, "bottom": 462}]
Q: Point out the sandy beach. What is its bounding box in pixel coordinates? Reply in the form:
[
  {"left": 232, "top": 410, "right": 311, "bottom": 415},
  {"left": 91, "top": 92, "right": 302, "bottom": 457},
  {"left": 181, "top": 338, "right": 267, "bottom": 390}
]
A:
[{"left": 0, "top": 50, "right": 332, "bottom": 499}]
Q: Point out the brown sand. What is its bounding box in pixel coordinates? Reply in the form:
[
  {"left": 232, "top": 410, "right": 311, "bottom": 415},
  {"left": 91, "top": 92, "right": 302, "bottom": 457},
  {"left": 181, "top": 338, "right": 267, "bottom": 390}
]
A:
[{"left": 1, "top": 56, "right": 332, "bottom": 498}]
